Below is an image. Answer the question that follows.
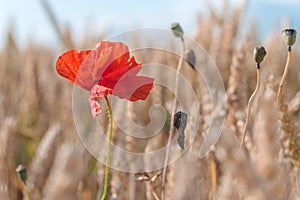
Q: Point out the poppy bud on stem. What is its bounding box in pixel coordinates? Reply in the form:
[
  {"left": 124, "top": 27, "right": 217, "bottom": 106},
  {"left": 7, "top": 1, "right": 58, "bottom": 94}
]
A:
[
  {"left": 241, "top": 46, "right": 266, "bottom": 147},
  {"left": 171, "top": 22, "right": 184, "bottom": 40},
  {"left": 277, "top": 28, "right": 297, "bottom": 103},
  {"left": 161, "top": 23, "right": 185, "bottom": 200}
]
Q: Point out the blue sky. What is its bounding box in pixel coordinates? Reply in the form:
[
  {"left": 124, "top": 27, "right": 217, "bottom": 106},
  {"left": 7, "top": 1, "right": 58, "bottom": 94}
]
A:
[{"left": 1, "top": 0, "right": 300, "bottom": 48}]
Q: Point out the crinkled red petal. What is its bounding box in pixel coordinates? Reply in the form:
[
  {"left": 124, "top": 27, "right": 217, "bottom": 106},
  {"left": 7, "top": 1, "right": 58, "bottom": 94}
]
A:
[
  {"left": 56, "top": 49, "right": 93, "bottom": 90},
  {"left": 89, "top": 84, "right": 113, "bottom": 118}
]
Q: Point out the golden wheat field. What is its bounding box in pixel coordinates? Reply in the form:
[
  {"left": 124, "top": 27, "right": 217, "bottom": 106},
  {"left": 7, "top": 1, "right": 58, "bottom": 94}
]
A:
[{"left": 1, "top": 1, "right": 300, "bottom": 200}]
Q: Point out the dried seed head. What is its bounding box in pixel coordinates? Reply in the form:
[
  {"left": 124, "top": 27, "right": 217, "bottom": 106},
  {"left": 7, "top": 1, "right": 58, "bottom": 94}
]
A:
[
  {"left": 185, "top": 49, "right": 196, "bottom": 69},
  {"left": 282, "top": 28, "right": 297, "bottom": 47},
  {"left": 16, "top": 164, "right": 27, "bottom": 183},
  {"left": 253, "top": 46, "right": 266, "bottom": 66},
  {"left": 171, "top": 23, "right": 184, "bottom": 38}
]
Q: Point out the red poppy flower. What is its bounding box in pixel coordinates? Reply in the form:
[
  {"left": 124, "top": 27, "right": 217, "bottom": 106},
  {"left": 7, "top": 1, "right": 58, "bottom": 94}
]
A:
[{"left": 56, "top": 41, "right": 154, "bottom": 117}]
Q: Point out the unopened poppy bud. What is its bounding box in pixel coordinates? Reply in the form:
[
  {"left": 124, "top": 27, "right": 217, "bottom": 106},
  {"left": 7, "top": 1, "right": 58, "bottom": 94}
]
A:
[
  {"left": 174, "top": 111, "right": 187, "bottom": 130},
  {"left": 16, "top": 164, "right": 27, "bottom": 183},
  {"left": 282, "top": 28, "right": 297, "bottom": 47},
  {"left": 171, "top": 23, "right": 184, "bottom": 38},
  {"left": 174, "top": 111, "right": 188, "bottom": 149},
  {"left": 253, "top": 46, "right": 266, "bottom": 66},
  {"left": 185, "top": 49, "right": 196, "bottom": 69}
]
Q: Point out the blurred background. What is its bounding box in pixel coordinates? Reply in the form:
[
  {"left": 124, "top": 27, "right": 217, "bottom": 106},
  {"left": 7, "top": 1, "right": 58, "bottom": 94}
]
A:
[
  {"left": 1, "top": 0, "right": 300, "bottom": 48},
  {"left": 1, "top": 0, "right": 300, "bottom": 199}
]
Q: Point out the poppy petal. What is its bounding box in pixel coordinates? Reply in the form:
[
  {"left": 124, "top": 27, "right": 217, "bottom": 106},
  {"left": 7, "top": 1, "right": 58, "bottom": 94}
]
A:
[
  {"left": 102, "top": 56, "right": 141, "bottom": 82},
  {"left": 127, "top": 77, "right": 154, "bottom": 101},
  {"left": 56, "top": 49, "right": 93, "bottom": 90},
  {"left": 78, "top": 41, "right": 131, "bottom": 89},
  {"left": 101, "top": 67, "right": 154, "bottom": 101},
  {"left": 95, "top": 41, "right": 130, "bottom": 76}
]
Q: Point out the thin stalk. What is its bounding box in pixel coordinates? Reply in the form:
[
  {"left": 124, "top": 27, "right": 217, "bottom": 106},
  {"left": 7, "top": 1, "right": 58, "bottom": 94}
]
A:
[
  {"left": 98, "top": 96, "right": 113, "bottom": 200},
  {"left": 161, "top": 38, "right": 185, "bottom": 200},
  {"left": 241, "top": 66, "right": 261, "bottom": 147},
  {"left": 208, "top": 159, "right": 217, "bottom": 200},
  {"left": 24, "top": 185, "right": 31, "bottom": 200},
  {"left": 277, "top": 47, "right": 292, "bottom": 103}
]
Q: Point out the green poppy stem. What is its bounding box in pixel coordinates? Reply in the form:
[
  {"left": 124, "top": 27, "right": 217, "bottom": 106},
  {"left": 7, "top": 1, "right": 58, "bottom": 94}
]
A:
[{"left": 100, "top": 96, "right": 113, "bottom": 200}]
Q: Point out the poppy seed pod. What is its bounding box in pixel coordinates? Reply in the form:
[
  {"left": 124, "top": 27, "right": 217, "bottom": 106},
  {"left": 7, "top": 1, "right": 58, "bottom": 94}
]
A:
[
  {"left": 16, "top": 164, "right": 27, "bottom": 183},
  {"left": 282, "top": 28, "right": 297, "bottom": 47},
  {"left": 253, "top": 46, "right": 266, "bottom": 66},
  {"left": 185, "top": 49, "right": 196, "bottom": 69},
  {"left": 171, "top": 23, "right": 184, "bottom": 38}
]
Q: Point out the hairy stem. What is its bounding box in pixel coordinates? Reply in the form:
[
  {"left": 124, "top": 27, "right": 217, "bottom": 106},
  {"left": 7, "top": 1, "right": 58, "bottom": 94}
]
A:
[
  {"left": 99, "top": 96, "right": 113, "bottom": 200},
  {"left": 241, "top": 67, "right": 261, "bottom": 147},
  {"left": 277, "top": 47, "right": 292, "bottom": 103},
  {"left": 161, "top": 38, "right": 185, "bottom": 200}
]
